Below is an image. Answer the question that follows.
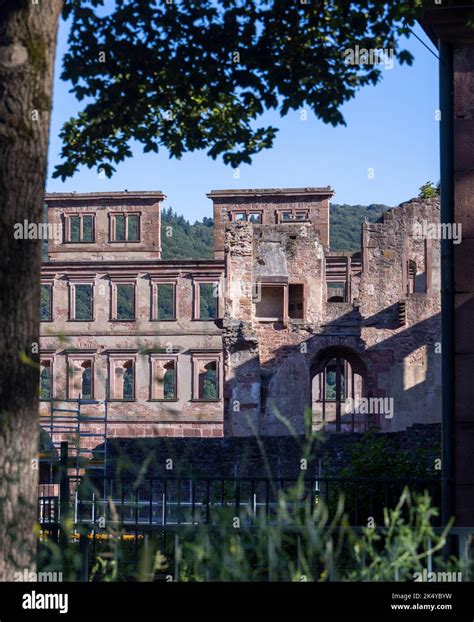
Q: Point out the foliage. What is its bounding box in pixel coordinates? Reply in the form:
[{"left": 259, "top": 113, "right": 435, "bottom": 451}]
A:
[
  {"left": 418, "top": 181, "right": 440, "bottom": 199},
  {"left": 55, "top": 0, "right": 420, "bottom": 179},
  {"left": 161, "top": 207, "right": 213, "bottom": 260},
  {"left": 160, "top": 203, "right": 391, "bottom": 260},
  {"left": 339, "top": 429, "right": 437, "bottom": 480},
  {"left": 329, "top": 203, "right": 391, "bottom": 251},
  {"left": 37, "top": 482, "right": 465, "bottom": 583}
]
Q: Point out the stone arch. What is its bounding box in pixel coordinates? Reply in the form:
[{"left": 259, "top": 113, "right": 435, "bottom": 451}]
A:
[{"left": 310, "top": 345, "right": 369, "bottom": 432}]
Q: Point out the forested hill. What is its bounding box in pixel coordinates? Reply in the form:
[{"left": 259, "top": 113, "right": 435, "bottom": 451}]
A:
[
  {"left": 161, "top": 206, "right": 214, "bottom": 259},
  {"left": 160, "top": 203, "right": 392, "bottom": 259},
  {"left": 329, "top": 203, "right": 391, "bottom": 252}
]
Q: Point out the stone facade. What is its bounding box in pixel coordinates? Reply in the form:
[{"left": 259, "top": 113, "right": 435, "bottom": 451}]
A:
[{"left": 40, "top": 188, "right": 441, "bottom": 447}]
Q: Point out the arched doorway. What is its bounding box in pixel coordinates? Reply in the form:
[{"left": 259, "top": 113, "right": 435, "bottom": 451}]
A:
[{"left": 310, "top": 346, "right": 368, "bottom": 432}]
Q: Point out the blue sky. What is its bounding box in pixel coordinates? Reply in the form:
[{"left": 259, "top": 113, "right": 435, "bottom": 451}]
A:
[{"left": 46, "top": 18, "right": 440, "bottom": 222}]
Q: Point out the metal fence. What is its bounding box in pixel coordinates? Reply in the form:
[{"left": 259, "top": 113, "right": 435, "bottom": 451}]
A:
[
  {"left": 36, "top": 443, "right": 447, "bottom": 581},
  {"left": 39, "top": 473, "right": 442, "bottom": 529}
]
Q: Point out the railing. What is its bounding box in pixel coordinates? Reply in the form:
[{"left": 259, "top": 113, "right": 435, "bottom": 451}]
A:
[{"left": 38, "top": 475, "right": 442, "bottom": 529}]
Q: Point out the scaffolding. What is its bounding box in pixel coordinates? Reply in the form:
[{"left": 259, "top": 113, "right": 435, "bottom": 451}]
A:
[{"left": 39, "top": 396, "right": 108, "bottom": 484}]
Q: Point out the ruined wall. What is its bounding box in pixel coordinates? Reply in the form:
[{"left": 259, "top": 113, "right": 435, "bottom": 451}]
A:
[
  {"left": 46, "top": 192, "right": 164, "bottom": 261},
  {"left": 359, "top": 198, "right": 441, "bottom": 431},
  {"left": 40, "top": 258, "right": 225, "bottom": 440},
  {"left": 40, "top": 190, "right": 442, "bottom": 445},
  {"left": 222, "top": 196, "right": 441, "bottom": 436},
  {"left": 208, "top": 187, "right": 333, "bottom": 259}
]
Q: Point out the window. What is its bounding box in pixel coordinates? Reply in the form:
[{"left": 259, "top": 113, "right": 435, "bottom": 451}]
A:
[
  {"left": 150, "top": 356, "right": 177, "bottom": 400},
  {"left": 152, "top": 282, "right": 176, "bottom": 320},
  {"left": 195, "top": 281, "right": 219, "bottom": 320},
  {"left": 109, "top": 357, "right": 136, "bottom": 400},
  {"left": 248, "top": 212, "right": 262, "bottom": 223},
  {"left": 255, "top": 285, "right": 285, "bottom": 320},
  {"left": 193, "top": 355, "right": 220, "bottom": 401},
  {"left": 70, "top": 283, "right": 94, "bottom": 321},
  {"left": 230, "top": 210, "right": 263, "bottom": 223},
  {"left": 112, "top": 283, "right": 136, "bottom": 320},
  {"left": 40, "top": 284, "right": 53, "bottom": 321},
  {"left": 67, "top": 357, "right": 94, "bottom": 399},
  {"left": 65, "top": 214, "right": 95, "bottom": 243},
  {"left": 40, "top": 359, "right": 52, "bottom": 400},
  {"left": 276, "top": 209, "right": 310, "bottom": 223},
  {"left": 110, "top": 213, "right": 140, "bottom": 242},
  {"left": 288, "top": 284, "right": 304, "bottom": 319},
  {"left": 324, "top": 361, "right": 346, "bottom": 401},
  {"left": 407, "top": 259, "right": 426, "bottom": 294}
]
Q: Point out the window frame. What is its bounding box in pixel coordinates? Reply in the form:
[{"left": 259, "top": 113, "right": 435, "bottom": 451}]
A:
[
  {"left": 63, "top": 213, "right": 96, "bottom": 244},
  {"left": 39, "top": 355, "right": 54, "bottom": 401},
  {"left": 193, "top": 278, "right": 221, "bottom": 321},
  {"left": 288, "top": 282, "right": 306, "bottom": 320},
  {"left": 149, "top": 354, "right": 179, "bottom": 401},
  {"left": 40, "top": 281, "right": 54, "bottom": 322},
  {"left": 229, "top": 210, "right": 263, "bottom": 224},
  {"left": 109, "top": 212, "right": 142, "bottom": 243},
  {"left": 254, "top": 283, "right": 288, "bottom": 323},
  {"left": 66, "top": 353, "right": 95, "bottom": 400},
  {"left": 108, "top": 353, "right": 137, "bottom": 401},
  {"left": 191, "top": 353, "right": 222, "bottom": 402},
  {"left": 69, "top": 280, "right": 95, "bottom": 322},
  {"left": 150, "top": 279, "right": 177, "bottom": 321},
  {"left": 275, "top": 209, "right": 310, "bottom": 223},
  {"left": 110, "top": 280, "right": 137, "bottom": 321}
]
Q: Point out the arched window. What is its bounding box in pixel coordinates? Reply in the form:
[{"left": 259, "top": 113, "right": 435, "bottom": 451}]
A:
[
  {"left": 311, "top": 347, "right": 367, "bottom": 433},
  {"left": 163, "top": 362, "right": 176, "bottom": 400},
  {"left": 199, "top": 361, "right": 218, "bottom": 400}
]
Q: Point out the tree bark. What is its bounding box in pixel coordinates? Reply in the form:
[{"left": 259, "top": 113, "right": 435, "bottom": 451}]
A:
[{"left": 0, "top": 0, "right": 62, "bottom": 580}]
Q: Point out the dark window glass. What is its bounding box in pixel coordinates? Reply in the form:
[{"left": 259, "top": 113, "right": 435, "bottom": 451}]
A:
[
  {"left": 199, "top": 283, "right": 217, "bottom": 319},
  {"left": 127, "top": 214, "right": 139, "bottom": 241},
  {"left": 157, "top": 283, "right": 175, "bottom": 320},
  {"left": 69, "top": 216, "right": 80, "bottom": 242},
  {"left": 116, "top": 284, "right": 135, "bottom": 320},
  {"left": 40, "top": 285, "right": 52, "bottom": 321},
  {"left": 82, "top": 216, "right": 94, "bottom": 242},
  {"left": 74, "top": 284, "right": 93, "bottom": 320},
  {"left": 115, "top": 214, "right": 126, "bottom": 241}
]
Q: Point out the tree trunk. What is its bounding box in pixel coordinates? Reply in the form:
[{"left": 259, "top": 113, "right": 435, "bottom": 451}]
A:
[{"left": 0, "top": 0, "right": 62, "bottom": 580}]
